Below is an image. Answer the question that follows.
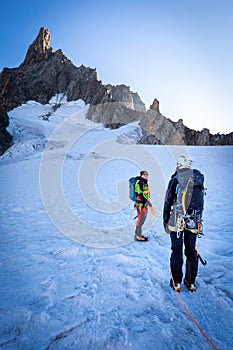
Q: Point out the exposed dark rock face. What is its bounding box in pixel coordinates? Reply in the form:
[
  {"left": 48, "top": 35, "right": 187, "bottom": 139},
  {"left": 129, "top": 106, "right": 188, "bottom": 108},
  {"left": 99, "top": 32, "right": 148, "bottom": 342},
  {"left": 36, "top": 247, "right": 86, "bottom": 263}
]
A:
[
  {"left": 139, "top": 109, "right": 233, "bottom": 145},
  {"left": 183, "top": 125, "right": 233, "bottom": 145},
  {"left": 0, "top": 26, "right": 232, "bottom": 155},
  {"left": 0, "top": 27, "right": 107, "bottom": 111},
  {"left": 0, "top": 27, "right": 145, "bottom": 113},
  {"left": 0, "top": 27, "right": 146, "bottom": 154},
  {"left": 0, "top": 107, "right": 12, "bottom": 155},
  {"left": 88, "top": 100, "right": 233, "bottom": 145},
  {"left": 105, "top": 84, "right": 146, "bottom": 112},
  {"left": 86, "top": 102, "right": 144, "bottom": 128}
]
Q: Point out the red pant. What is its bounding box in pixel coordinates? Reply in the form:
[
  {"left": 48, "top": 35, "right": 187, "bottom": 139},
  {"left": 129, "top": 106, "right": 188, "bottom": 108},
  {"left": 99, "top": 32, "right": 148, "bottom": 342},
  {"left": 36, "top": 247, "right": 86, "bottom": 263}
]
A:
[{"left": 135, "top": 206, "right": 148, "bottom": 236}]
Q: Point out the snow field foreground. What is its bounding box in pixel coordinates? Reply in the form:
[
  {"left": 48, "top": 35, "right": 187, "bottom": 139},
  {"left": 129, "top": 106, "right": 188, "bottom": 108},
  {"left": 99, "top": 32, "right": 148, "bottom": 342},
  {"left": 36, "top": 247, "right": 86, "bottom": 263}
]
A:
[{"left": 0, "top": 98, "right": 233, "bottom": 349}]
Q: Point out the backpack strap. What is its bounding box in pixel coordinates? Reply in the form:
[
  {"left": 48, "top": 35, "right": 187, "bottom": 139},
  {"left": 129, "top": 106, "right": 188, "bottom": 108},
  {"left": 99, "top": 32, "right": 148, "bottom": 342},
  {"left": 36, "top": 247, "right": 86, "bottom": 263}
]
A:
[{"left": 181, "top": 178, "right": 193, "bottom": 214}]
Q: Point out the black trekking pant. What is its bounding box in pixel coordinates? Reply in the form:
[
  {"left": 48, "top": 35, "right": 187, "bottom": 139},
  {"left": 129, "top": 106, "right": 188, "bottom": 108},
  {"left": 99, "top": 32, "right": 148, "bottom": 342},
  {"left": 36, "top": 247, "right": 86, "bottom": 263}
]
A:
[{"left": 170, "top": 229, "right": 198, "bottom": 284}]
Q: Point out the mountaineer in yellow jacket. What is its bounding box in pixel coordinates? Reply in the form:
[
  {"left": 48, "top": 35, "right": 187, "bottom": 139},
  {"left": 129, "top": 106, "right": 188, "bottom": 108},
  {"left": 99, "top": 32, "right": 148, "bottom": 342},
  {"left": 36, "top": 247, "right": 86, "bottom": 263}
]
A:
[{"left": 134, "top": 170, "right": 153, "bottom": 241}]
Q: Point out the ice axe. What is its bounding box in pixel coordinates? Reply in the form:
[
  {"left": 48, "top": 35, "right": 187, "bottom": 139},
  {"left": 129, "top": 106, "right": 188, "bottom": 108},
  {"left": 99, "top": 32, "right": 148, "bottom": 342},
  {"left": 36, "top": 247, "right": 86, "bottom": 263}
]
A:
[{"left": 198, "top": 253, "right": 207, "bottom": 266}]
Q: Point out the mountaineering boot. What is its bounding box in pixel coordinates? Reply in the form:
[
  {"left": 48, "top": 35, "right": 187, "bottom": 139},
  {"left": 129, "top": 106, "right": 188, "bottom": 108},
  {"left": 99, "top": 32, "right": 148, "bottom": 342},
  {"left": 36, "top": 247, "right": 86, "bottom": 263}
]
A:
[
  {"left": 134, "top": 235, "right": 148, "bottom": 242},
  {"left": 170, "top": 279, "right": 181, "bottom": 292},
  {"left": 184, "top": 279, "right": 196, "bottom": 292}
]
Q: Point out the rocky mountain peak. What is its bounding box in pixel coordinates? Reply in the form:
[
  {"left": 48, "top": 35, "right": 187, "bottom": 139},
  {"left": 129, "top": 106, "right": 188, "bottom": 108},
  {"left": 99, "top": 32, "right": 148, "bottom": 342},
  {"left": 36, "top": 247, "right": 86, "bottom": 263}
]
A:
[
  {"left": 0, "top": 27, "right": 232, "bottom": 156},
  {"left": 22, "top": 27, "right": 52, "bottom": 65},
  {"left": 0, "top": 27, "right": 146, "bottom": 111}
]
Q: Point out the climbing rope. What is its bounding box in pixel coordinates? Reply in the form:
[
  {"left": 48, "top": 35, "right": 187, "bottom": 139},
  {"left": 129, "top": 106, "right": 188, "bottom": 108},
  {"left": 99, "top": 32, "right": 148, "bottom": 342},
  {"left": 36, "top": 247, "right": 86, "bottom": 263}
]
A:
[{"left": 174, "top": 288, "right": 219, "bottom": 350}]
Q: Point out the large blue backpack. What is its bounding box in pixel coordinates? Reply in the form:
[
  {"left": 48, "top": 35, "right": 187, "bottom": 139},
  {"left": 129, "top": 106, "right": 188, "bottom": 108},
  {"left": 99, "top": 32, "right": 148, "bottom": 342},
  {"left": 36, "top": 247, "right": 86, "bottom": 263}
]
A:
[{"left": 129, "top": 177, "right": 137, "bottom": 201}]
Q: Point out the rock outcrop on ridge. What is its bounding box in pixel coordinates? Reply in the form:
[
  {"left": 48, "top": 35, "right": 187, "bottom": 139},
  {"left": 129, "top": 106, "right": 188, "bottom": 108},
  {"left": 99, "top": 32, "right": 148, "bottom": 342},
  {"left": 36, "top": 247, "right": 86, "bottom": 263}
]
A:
[
  {"left": 139, "top": 106, "right": 233, "bottom": 145},
  {"left": 0, "top": 26, "right": 232, "bottom": 155},
  {"left": 88, "top": 97, "right": 233, "bottom": 145},
  {"left": 0, "top": 106, "right": 12, "bottom": 155}
]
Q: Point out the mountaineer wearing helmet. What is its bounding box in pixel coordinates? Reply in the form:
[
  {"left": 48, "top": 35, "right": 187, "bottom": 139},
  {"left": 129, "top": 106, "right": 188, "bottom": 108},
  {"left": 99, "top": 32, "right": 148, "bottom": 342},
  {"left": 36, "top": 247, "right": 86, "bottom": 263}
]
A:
[
  {"left": 134, "top": 170, "right": 153, "bottom": 241},
  {"left": 163, "top": 155, "right": 205, "bottom": 292}
]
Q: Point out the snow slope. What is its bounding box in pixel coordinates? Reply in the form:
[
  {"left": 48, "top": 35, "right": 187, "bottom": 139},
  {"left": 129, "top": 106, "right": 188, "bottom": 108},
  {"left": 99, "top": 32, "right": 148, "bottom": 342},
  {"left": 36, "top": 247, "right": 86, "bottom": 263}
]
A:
[{"left": 0, "top": 97, "right": 233, "bottom": 350}]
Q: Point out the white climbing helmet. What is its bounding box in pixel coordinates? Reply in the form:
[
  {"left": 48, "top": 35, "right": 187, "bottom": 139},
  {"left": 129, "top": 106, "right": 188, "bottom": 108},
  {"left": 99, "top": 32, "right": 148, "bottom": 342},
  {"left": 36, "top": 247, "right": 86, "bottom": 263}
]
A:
[{"left": 177, "top": 155, "right": 193, "bottom": 169}]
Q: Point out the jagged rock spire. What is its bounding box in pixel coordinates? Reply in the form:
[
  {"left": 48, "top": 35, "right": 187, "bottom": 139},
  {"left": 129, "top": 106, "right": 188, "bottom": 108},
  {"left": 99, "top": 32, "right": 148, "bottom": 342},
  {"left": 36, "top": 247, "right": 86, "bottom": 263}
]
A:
[
  {"left": 149, "top": 98, "right": 160, "bottom": 113},
  {"left": 22, "top": 27, "right": 52, "bottom": 65}
]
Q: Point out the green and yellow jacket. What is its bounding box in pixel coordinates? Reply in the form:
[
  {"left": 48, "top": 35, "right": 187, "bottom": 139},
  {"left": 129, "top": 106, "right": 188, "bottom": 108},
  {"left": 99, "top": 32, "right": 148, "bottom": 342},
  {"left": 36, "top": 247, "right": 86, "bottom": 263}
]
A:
[{"left": 135, "top": 176, "right": 151, "bottom": 206}]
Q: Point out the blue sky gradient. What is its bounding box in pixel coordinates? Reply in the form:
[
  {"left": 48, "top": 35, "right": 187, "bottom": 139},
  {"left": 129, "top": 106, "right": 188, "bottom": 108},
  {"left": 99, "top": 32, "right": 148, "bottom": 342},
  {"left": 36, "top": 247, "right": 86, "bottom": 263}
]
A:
[{"left": 1, "top": 0, "right": 232, "bottom": 133}]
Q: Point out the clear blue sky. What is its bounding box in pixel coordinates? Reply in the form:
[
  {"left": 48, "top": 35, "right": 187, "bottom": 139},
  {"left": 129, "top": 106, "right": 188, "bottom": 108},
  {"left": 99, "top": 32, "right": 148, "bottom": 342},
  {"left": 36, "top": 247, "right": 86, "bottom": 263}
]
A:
[{"left": 1, "top": 0, "right": 232, "bottom": 134}]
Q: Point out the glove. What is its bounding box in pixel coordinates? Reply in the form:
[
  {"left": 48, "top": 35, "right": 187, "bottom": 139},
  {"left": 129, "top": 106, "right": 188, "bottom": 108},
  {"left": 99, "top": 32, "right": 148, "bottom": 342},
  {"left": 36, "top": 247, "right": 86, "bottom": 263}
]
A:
[{"left": 146, "top": 200, "right": 152, "bottom": 207}]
